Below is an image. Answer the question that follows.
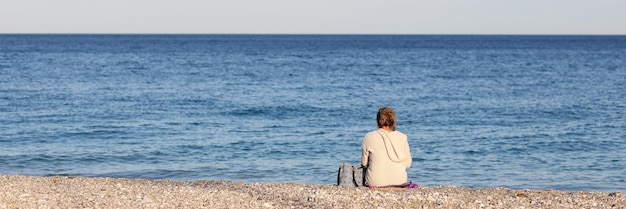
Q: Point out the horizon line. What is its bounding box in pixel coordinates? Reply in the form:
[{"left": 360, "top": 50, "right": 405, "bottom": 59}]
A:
[{"left": 1, "top": 33, "right": 625, "bottom": 36}]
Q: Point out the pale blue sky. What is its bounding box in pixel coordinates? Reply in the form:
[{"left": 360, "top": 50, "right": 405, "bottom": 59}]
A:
[{"left": 1, "top": 0, "right": 624, "bottom": 34}]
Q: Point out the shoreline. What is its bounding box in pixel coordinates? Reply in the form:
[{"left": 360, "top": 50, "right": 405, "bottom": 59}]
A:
[{"left": 1, "top": 175, "right": 624, "bottom": 208}]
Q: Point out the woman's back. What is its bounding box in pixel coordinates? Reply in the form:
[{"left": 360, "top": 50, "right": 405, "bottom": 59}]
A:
[{"left": 361, "top": 129, "right": 412, "bottom": 187}]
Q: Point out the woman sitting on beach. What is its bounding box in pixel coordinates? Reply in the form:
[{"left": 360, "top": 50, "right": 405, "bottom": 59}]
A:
[{"left": 361, "top": 107, "right": 412, "bottom": 188}]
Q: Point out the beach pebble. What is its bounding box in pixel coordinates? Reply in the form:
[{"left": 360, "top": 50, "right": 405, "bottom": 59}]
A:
[{"left": 1, "top": 175, "right": 624, "bottom": 208}]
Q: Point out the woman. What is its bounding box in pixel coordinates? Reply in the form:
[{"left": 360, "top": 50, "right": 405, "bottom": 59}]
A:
[{"left": 361, "top": 106, "right": 412, "bottom": 187}]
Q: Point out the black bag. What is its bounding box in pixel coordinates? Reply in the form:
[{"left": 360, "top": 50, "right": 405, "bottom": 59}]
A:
[{"left": 337, "top": 162, "right": 366, "bottom": 187}]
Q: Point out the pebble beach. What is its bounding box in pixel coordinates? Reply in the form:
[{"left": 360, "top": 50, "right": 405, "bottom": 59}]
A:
[{"left": 1, "top": 175, "right": 624, "bottom": 208}]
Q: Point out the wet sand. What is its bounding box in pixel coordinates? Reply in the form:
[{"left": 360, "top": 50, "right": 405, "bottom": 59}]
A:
[{"left": 1, "top": 175, "right": 623, "bottom": 208}]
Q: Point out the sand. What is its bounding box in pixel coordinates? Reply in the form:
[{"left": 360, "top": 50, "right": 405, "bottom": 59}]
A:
[{"left": 0, "top": 175, "right": 624, "bottom": 208}]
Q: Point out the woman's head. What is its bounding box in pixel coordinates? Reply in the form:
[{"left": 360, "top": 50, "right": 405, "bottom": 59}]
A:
[{"left": 377, "top": 106, "right": 396, "bottom": 131}]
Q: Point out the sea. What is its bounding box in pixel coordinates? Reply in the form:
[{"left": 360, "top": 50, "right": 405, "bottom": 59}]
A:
[{"left": 0, "top": 35, "right": 624, "bottom": 192}]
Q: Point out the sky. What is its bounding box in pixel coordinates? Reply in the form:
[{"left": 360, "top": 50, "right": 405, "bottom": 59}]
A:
[{"left": 1, "top": 0, "right": 625, "bottom": 34}]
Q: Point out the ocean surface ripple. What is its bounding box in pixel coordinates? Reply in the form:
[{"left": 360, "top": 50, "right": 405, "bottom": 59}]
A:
[{"left": 1, "top": 35, "right": 625, "bottom": 192}]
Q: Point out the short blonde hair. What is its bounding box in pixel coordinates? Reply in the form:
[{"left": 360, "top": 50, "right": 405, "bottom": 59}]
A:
[{"left": 377, "top": 106, "right": 396, "bottom": 131}]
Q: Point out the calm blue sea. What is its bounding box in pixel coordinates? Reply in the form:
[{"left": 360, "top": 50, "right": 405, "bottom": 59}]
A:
[{"left": 1, "top": 35, "right": 625, "bottom": 192}]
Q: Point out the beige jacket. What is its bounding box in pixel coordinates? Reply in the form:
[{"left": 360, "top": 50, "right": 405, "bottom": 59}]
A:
[{"left": 361, "top": 129, "right": 412, "bottom": 187}]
